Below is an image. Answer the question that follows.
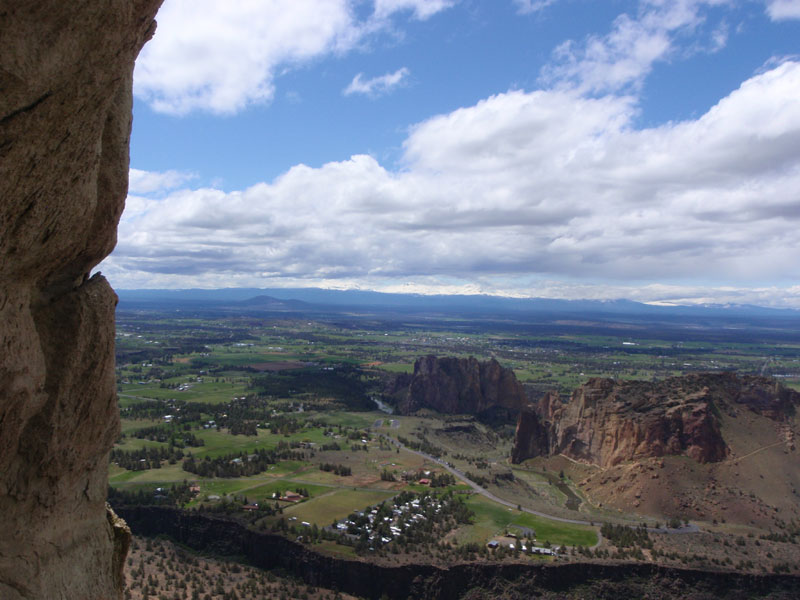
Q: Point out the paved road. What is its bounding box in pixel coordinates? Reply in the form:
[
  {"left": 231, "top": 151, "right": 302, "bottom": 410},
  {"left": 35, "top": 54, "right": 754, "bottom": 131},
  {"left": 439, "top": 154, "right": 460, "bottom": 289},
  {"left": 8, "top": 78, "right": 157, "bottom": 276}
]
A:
[
  {"left": 382, "top": 435, "right": 605, "bottom": 547},
  {"left": 382, "top": 435, "right": 702, "bottom": 546}
]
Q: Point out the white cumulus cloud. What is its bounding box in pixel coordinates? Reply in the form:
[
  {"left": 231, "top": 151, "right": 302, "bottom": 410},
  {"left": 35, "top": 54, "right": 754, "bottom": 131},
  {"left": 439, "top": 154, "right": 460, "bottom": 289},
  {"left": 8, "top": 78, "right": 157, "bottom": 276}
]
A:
[
  {"left": 343, "top": 67, "right": 410, "bottom": 97},
  {"left": 541, "top": 0, "right": 730, "bottom": 94},
  {"left": 109, "top": 61, "right": 800, "bottom": 306},
  {"left": 373, "top": 0, "right": 457, "bottom": 20},
  {"left": 766, "top": 0, "right": 800, "bottom": 20},
  {"left": 134, "top": 0, "right": 451, "bottom": 115},
  {"left": 513, "top": 0, "right": 558, "bottom": 14},
  {"left": 128, "top": 168, "right": 196, "bottom": 194}
]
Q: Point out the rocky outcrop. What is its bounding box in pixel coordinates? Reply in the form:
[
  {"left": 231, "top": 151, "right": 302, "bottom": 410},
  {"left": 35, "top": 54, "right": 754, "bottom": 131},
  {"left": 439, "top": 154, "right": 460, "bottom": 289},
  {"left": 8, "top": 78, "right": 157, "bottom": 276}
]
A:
[
  {"left": 0, "top": 2, "right": 162, "bottom": 598},
  {"left": 510, "top": 392, "right": 557, "bottom": 464},
  {"left": 511, "top": 373, "right": 799, "bottom": 467},
  {"left": 391, "top": 355, "right": 527, "bottom": 416}
]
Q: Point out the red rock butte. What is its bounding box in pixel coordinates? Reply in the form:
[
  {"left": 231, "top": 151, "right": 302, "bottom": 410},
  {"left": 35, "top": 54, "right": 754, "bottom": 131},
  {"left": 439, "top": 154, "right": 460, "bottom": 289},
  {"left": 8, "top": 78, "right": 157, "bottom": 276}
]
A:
[{"left": 390, "top": 355, "right": 527, "bottom": 416}]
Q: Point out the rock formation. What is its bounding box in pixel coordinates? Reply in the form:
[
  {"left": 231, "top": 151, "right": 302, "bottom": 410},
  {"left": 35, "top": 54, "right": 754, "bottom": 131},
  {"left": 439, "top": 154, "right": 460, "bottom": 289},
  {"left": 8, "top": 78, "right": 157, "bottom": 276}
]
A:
[
  {"left": 390, "top": 355, "right": 527, "bottom": 416},
  {"left": 0, "top": 2, "right": 162, "bottom": 598},
  {"left": 510, "top": 392, "right": 558, "bottom": 464},
  {"left": 511, "top": 373, "right": 799, "bottom": 467}
]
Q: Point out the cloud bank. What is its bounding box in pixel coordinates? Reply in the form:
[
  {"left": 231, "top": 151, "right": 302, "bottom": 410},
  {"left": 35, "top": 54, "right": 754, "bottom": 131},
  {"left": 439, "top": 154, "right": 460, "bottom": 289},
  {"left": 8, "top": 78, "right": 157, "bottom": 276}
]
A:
[{"left": 108, "top": 60, "right": 800, "bottom": 306}]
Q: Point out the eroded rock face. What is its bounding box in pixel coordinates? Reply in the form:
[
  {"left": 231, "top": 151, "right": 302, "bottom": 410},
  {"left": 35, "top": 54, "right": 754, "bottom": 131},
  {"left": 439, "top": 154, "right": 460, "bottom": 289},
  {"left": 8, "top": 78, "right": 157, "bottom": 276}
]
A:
[
  {"left": 511, "top": 373, "right": 799, "bottom": 467},
  {"left": 510, "top": 392, "right": 557, "bottom": 464},
  {"left": 0, "top": 2, "right": 161, "bottom": 598},
  {"left": 392, "top": 355, "right": 527, "bottom": 416}
]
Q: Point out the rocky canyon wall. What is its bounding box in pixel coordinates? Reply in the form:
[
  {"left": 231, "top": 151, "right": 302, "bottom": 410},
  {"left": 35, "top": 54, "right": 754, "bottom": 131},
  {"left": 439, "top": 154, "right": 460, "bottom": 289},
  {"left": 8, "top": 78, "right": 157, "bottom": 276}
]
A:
[
  {"left": 511, "top": 373, "right": 800, "bottom": 467},
  {"left": 0, "top": 2, "right": 162, "bottom": 598}
]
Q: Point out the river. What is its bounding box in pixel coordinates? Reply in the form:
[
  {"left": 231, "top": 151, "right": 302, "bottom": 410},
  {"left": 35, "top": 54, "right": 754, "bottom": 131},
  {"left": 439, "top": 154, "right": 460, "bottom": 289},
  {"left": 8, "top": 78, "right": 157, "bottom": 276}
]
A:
[{"left": 371, "top": 397, "right": 394, "bottom": 414}]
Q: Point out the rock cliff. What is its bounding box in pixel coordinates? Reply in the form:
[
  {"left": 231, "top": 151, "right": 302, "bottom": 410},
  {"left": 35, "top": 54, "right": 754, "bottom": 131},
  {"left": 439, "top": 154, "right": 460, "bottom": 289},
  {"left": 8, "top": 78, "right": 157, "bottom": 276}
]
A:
[
  {"left": 510, "top": 391, "right": 558, "bottom": 464},
  {"left": 391, "top": 355, "right": 527, "bottom": 416},
  {"left": 511, "top": 373, "right": 799, "bottom": 467},
  {"left": 0, "top": 2, "right": 162, "bottom": 598}
]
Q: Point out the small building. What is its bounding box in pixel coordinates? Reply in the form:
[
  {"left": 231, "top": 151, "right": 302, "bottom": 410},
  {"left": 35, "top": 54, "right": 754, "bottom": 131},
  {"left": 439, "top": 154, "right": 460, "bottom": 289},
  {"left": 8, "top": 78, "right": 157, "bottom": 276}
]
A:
[
  {"left": 280, "top": 491, "right": 303, "bottom": 502},
  {"left": 242, "top": 504, "right": 259, "bottom": 512},
  {"left": 487, "top": 540, "right": 499, "bottom": 549},
  {"left": 418, "top": 478, "right": 431, "bottom": 486}
]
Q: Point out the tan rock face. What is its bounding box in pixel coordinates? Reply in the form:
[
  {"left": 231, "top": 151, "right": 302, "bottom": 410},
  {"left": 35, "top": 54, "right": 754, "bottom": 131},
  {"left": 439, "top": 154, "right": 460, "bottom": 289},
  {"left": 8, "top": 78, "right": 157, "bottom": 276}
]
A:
[
  {"left": 0, "top": 2, "right": 162, "bottom": 598},
  {"left": 549, "top": 377, "right": 730, "bottom": 467},
  {"left": 394, "top": 355, "right": 527, "bottom": 416},
  {"left": 511, "top": 373, "right": 800, "bottom": 468}
]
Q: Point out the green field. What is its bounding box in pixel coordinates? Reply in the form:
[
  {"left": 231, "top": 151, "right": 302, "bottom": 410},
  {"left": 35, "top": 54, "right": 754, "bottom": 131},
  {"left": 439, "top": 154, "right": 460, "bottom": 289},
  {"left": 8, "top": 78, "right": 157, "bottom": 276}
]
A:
[
  {"left": 459, "top": 496, "right": 598, "bottom": 548},
  {"left": 310, "top": 411, "right": 376, "bottom": 429},
  {"left": 110, "top": 462, "right": 188, "bottom": 485},
  {"left": 114, "top": 437, "right": 171, "bottom": 453},
  {"left": 283, "top": 488, "right": 397, "bottom": 525},
  {"left": 235, "top": 480, "right": 331, "bottom": 503},
  {"left": 375, "top": 362, "right": 414, "bottom": 374},
  {"left": 111, "top": 308, "right": 800, "bottom": 566},
  {"left": 119, "top": 418, "right": 163, "bottom": 434},
  {"left": 190, "top": 427, "right": 330, "bottom": 458},
  {"left": 119, "top": 380, "right": 250, "bottom": 405}
]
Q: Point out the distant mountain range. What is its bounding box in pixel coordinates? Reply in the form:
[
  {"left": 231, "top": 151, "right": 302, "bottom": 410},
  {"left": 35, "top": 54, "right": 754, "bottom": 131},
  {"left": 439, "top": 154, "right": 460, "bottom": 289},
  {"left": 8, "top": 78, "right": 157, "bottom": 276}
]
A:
[{"left": 116, "top": 287, "right": 800, "bottom": 320}]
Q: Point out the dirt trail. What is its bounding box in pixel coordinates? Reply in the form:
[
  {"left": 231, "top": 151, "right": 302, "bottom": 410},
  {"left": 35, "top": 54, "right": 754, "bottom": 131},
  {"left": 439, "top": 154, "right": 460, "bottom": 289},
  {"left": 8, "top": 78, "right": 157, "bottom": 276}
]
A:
[{"left": 725, "top": 440, "right": 784, "bottom": 464}]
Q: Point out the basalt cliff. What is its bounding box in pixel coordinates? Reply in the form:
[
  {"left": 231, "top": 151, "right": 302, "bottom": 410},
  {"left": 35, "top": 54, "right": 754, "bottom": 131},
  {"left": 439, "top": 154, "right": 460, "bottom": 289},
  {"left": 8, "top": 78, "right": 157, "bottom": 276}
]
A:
[
  {"left": 0, "top": 2, "right": 162, "bottom": 598},
  {"left": 389, "top": 355, "right": 527, "bottom": 417},
  {"left": 512, "top": 373, "right": 798, "bottom": 467},
  {"left": 119, "top": 505, "right": 800, "bottom": 600}
]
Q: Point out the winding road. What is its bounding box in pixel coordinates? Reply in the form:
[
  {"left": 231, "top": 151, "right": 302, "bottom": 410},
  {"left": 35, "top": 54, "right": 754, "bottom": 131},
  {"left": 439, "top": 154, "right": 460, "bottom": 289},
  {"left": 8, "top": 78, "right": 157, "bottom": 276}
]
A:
[
  {"left": 391, "top": 438, "right": 597, "bottom": 525},
  {"left": 379, "top": 433, "right": 700, "bottom": 545}
]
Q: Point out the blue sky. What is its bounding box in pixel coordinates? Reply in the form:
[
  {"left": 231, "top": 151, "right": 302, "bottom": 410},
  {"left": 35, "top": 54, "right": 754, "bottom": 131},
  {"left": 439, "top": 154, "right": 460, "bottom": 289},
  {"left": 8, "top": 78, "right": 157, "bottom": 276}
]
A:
[{"left": 102, "top": 0, "right": 800, "bottom": 307}]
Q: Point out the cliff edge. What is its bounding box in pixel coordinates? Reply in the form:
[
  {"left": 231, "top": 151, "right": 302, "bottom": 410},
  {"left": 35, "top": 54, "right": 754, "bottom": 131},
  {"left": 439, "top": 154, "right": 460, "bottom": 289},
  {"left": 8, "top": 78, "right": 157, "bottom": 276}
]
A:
[{"left": 0, "top": 2, "right": 162, "bottom": 598}]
